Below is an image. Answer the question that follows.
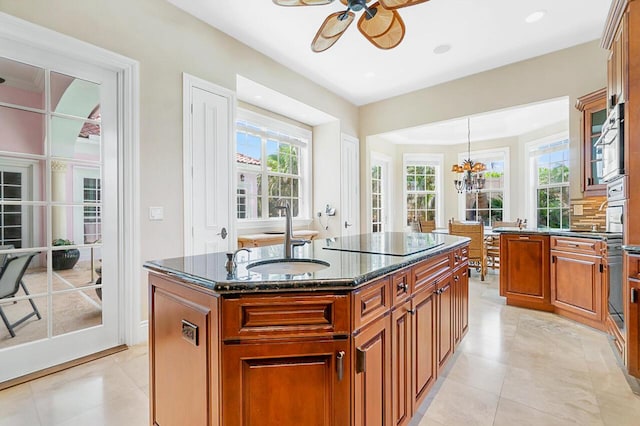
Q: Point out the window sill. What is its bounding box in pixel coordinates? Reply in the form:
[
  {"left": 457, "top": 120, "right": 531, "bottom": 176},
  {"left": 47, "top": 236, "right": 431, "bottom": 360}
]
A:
[{"left": 237, "top": 218, "right": 314, "bottom": 233}]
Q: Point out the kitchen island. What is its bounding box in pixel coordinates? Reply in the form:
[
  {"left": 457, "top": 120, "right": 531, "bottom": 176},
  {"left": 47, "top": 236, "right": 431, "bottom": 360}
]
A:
[{"left": 145, "top": 232, "right": 470, "bottom": 426}]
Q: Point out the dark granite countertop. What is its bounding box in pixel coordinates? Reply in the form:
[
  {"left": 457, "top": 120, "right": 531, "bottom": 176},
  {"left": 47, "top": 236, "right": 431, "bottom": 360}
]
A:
[
  {"left": 623, "top": 246, "right": 640, "bottom": 254},
  {"left": 144, "top": 232, "right": 470, "bottom": 294},
  {"left": 493, "top": 227, "right": 623, "bottom": 241}
]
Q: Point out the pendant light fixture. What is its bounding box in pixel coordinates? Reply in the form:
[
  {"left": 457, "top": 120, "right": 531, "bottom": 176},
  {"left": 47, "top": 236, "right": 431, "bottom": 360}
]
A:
[{"left": 451, "top": 117, "right": 486, "bottom": 193}]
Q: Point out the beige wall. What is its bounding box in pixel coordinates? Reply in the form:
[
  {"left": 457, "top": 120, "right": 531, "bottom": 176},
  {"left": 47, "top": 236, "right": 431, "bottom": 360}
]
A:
[
  {"left": 359, "top": 40, "right": 609, "bottom": 232},
  {"left": 0, "top": 0, "right": 359, "bottom": 319}
]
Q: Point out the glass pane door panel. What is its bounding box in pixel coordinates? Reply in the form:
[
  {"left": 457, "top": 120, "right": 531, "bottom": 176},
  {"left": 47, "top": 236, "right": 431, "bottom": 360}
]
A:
[
  {"left": 51, "top": 205, "right": 102, "bottom": 247},
  {"left": 0, "top": 57, "right": 45, "bottom": 110},
  {"left": 0, "top": 296, "right": 48, "bottom": 349},
  {"left": 51, "top": 116, "right": 101, "bottom": 161},
  {"left": 0, "top": 205, "right": 46, "bottom": 249},
  {"left": 50, "top": 72, "right": 100, "bottom": 118},
  {"left": 51, "top": 247, "right": 101, "bottom": 292},
  {"left": 52, "top": 289, "right": 102, "bottom": 336},
  {"left": 0, "top": 106, "right": 45, "bottom": 155},
  {"left": 50, "top": 164, "right": 102, "bottom": 202}
]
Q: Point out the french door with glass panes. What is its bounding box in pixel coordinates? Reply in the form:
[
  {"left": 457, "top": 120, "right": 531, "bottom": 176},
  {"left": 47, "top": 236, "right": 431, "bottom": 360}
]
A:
[{"left": 0, "top": 50, "right": 120, "bottom": 382}]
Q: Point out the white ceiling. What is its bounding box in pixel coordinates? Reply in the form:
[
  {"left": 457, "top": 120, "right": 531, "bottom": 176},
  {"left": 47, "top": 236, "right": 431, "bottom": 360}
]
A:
[
  {"left": 166, "top": 0, "right": 611, "bottom": 106},
  {"left": 378, "top": 97, "right": 569, "bottom": 145}
]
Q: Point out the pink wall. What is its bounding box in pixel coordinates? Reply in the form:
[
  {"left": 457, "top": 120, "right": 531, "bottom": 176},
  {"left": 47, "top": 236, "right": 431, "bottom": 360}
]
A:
[{"left": 0, "top": 85, "right": 45, "bottom": 155}]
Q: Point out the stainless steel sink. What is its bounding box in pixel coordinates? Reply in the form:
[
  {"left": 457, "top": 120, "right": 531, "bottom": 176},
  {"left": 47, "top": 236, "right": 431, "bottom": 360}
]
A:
[{"left": 247, "top": 258, "right": 330, "bottom": 275}]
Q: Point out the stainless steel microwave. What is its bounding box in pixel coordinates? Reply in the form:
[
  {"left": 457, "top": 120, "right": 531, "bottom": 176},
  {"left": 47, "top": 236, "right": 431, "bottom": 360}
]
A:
[{"left": 595, "top": 103, "right": 624, "bottom": 182}]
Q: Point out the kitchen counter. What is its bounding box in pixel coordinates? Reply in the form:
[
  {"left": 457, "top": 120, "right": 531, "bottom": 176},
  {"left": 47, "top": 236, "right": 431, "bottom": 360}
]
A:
[
  {"left": 623, "top": 246, "right": 640, "bottom": 254},
  {"left": 494, "top": 227, "right": 622, "bottom": 241},
  {"left": 145, "top": 232, "right": 470, "bottom": 293}
]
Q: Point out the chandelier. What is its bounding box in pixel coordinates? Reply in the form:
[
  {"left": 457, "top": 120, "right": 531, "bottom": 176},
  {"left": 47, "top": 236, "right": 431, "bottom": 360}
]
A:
[{"left": 451, "top": 118, "right": 486, "bottom": 193}]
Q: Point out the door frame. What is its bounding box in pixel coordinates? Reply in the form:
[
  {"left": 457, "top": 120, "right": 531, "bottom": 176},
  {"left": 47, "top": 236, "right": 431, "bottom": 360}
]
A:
[
  {"left": 0, "top": 13, "right": 142, "bottom": 345},
  {"left": 182, "top": 73, "right": 236, "bottom": 256}
]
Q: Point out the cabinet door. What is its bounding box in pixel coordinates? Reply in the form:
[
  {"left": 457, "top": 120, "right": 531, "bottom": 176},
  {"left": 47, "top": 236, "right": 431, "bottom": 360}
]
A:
[
  {"left": 551, "top": 251, "right": 604, "bottom": 325},
  {"left": 576, "top": 88, "right": 607, "bottom": 196},
  {"left": 437, "top": 276, "right": 454, "bottom": 371},
  {"left": 454, "top": 265, "right": 469, "bottom": 348},
  {"left": 222, "top": 339, "right": 350, "bottom": 426},
  {"left": 500, "top": 234, "right": 552, "bottom": 311},
  {"left": 629, "top": 277, "right": 640, "bottom": 378},
  {"left": 412, "top": 286, "right": 436, "bottom": 408},
  {"left": 151, "top": 284, "right": 215, "bottom": 426},
  {"left": 391, "top": 300, "right": 412, "bottom": 426},
  {"left": 354, "top": 315, "right": 392, "bottom": 426}
]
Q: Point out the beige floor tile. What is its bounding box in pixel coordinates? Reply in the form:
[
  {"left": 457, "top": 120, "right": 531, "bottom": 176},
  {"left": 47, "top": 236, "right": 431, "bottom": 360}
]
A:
[
  {"left": 420, "top": 378, "right": 500, "bottom": 426},
  {"left": 52, "top": 389, "right": 148, "bottom": 426},
  {"left": 500, "top": 364, "right": 603, "bottom": 425},
  {"left": 0, "top": 382, "right": 41, "bottom": 426},
  {"left": 493, "top": 397, "right": 577, "bottom": 426},
  {"left": 443, "top": 352, "right": 507, "bottom": 394},
  {"left": 596, "top": 390, "right": 640, "bottom": 426}
]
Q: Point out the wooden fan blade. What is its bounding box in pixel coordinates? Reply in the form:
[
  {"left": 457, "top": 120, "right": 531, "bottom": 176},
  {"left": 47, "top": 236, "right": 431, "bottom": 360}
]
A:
[
  {"left": 378, "top": 0, "right": 429, "bottom": 10},
  {"left": 339, "top": 0, "right": 373, "bottom": 5},
  {"left": 358, "top": 2, "right": 405, "bottom": 49},
  {"left": 274, "top": 0, "right": 334, "bottom": 6},
  {"left": 311, "top": 11, "right": 355, "bottom": 52}
]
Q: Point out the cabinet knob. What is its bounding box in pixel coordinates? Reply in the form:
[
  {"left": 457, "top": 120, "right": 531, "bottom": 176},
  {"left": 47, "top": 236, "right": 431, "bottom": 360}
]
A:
[{"left": 407, "top": 308, "right": 416, "bottom": 315}]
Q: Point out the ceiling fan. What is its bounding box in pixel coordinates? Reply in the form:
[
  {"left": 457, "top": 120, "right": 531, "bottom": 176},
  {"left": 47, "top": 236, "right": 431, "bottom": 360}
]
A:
[{"left": 273, "top": 0, "right": 430, "bottom": 52}]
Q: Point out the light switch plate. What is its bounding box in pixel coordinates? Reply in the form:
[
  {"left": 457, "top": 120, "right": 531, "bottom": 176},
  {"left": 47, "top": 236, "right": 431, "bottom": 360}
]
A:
[
  {"left": 149, "top": 206, "right": 164, "bottom": 221},
  {"left": 573, "top": 205, "right": 583, "bottom": 216}
]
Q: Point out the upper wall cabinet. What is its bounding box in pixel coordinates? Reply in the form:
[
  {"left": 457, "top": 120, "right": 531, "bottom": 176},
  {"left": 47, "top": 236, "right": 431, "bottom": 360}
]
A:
[
  {"left": 607, "top": 14, "right": 628, "bottom": 108},
  {"left": 576, "top": 88, "right": 607, "bottom": 196}
]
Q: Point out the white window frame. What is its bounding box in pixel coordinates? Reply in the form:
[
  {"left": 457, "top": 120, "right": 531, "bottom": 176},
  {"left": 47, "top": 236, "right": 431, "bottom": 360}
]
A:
[
  {"left": 525, "top": 134, "right": 571, "bottom": 229},
  {"left": 457, "top": 147, "right": 510, "bottom": 227},
  {"left": 403, "top": 153, "right": 444, "bottom": 229},
  {"left": 370, "top": 152, "right": 391, "bottom": 233},
  {"left": 235, "top": 109, "right": 312, "bottom": 229}
]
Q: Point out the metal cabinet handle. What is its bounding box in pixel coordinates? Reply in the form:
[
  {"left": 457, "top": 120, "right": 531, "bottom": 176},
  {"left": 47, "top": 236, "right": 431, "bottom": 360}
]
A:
[
  {"left": 397, "top": 282, "right": 408, "bottom": 291},
  {"left": 356, "top": 348, "right": 366, "bottom": 374},
  {"left": 632, "top": 288, "right": 638, "bottom": 304},
  {"left": 336, "top": 351, "right": 345, "bottom": 381},
  {"left": 407, "top": 308, "right": 416, "bottom": 315},
  {"left": 454, "top": 276, "right": 459, "bottom": 282}
]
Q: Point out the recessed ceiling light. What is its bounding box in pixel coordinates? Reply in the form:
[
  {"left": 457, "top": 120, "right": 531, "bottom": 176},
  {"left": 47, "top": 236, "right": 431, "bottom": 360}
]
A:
[
  {"left": 433, "top": 44, "right": 451, "bottom": 55},
  {"left": 364, "top": 71, "right": 376, "bottom": 79},
  {"left": 525, "top": 10, "right": 546, "bottom": 23}
]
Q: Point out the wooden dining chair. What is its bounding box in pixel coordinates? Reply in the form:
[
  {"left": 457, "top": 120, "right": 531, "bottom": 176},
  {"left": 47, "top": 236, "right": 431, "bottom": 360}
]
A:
[
  {"left": 448, "top": 219, "right": 487, "bottom": 281},
  {"left": 418, "top": 219, "right": 436, "bottom": 233}
]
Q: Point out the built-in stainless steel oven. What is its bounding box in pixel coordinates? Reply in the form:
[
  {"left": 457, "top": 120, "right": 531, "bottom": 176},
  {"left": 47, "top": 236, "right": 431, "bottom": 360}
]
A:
[
  {"left": 606, "top": 177, "right": 625, "bottom": 333},
  {"left": 606, "top": 177, "right": 625, "bottom": 233},
  {"left": 595, "top": 102, "right": 624, "bottom": 182}
]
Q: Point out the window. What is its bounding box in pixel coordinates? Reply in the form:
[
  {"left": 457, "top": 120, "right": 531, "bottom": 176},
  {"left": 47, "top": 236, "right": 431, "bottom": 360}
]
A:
[
  {"left": 404, "top": 155, "right": 443, "bottom": 227},
  {"left": 462, "top": 150, "right": 507, "bottom": 226},
  {"left": 83, "top": 177, "right": 101, "bottom": 243},
  {"left": 371, "top": 164, "right": 383, "bottom": 232},
  {"left": 530, "top": 139, "right": 570, "bottom": 229},
  {"left": 236, "top": 110, "right": 311, "bottom": 222},
  {"left": 0, "top": 171, "right": 23, "bottom": 248}
]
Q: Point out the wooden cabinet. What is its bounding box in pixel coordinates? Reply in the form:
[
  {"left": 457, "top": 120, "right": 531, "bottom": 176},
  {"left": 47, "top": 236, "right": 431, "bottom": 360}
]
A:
[
  {"left": 223, "top": 339, "right": 351, "bottom": 426},
  {"left": 353, "top": 314, "right": 392, "bottom": 426},
  {"left": 551, "top": 248, "right": 605, "bottom": 330},
  {"left": 500, "top": 234, "right": 552, "bottom": 311},
  {"left": 149, "top": 274, "right": 220, "bottom": 426},
  {"left": 627, "top": 254, "right": 640, "bottom": 377},
  {"left": 576, "top": 88, "right": 607, "bottom": 196},
  {"left": 453, "top": 266, "right": 469, "bottom": 347},
  {"left": 606, "top": 13, "right": 628, "bottom": 107},
  {"left": 410, "top": 284, "right": 437, "bottom": 409},
  {"left": 436, "top": 275, "right": 454, "bottom": 371},
  {"left": 391, "top": 298, "right": 412, "bottom": 426}
]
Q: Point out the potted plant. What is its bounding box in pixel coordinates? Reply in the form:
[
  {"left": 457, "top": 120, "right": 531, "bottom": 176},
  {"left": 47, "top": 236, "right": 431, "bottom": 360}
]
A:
[{"left": 52, "top": 238, "right": 81, "bottom": 270}]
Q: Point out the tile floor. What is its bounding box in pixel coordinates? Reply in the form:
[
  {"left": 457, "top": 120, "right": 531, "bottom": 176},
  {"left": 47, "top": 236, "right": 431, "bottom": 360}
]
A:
[{"left": 2, "top": 272, "right": 640, "bottom": 425}]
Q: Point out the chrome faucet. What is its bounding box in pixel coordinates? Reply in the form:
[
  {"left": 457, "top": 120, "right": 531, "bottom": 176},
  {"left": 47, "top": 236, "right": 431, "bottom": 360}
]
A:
[{"left": 276, "top": 200, "right": 310, "bottom": 258}]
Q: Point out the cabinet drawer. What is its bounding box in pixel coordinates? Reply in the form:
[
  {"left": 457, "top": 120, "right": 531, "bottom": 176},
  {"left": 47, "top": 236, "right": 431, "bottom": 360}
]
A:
[
  {"left": 551, "top": 236, "right": 602, "bottom": 255},
  {"left": 222, "top": 293, "right": 350, "bottom": 341},
  {"left": 628, "top": 254, "right": 640, "bottom": 279},
  {"left": 412, "top": 253, "right": 452, "bottom": 293},
  {"left": 353, "top": 277, "right": 391, "bottom": 331},
  {"left": 391, "top": 268, "right": 412, "bottom": 307}
]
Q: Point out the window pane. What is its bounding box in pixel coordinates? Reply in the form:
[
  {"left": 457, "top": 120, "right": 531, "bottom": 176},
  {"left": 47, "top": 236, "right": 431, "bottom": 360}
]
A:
[
  {"left": 0, "top": 57, "right": 45, "bottom": 110},
  {"left": 425, "top": 174, "right": 435, "bottom": 191},
  {"left": 0, "top": 106, "right": 45, "bottom": 155},
  {"left": 538, "top": 189, "right": 548, "bottom": 208},
  {"left": 51, "top": 116, "right": 101, "bottom": 161},
  {"left": 236, "top": 132, "right": 262, "bottom": 166},
  {"left": 266, "top": 140, "right": 278, "bottom": 172},
  {"left": 537, "top": 209, "right": 548, "bottom": 228},
  {"left": 51, "top": 72, "right": 100, "bottom": 119},
  {"left": 549, "top": 209, "right": 561, "bottom": 229}
]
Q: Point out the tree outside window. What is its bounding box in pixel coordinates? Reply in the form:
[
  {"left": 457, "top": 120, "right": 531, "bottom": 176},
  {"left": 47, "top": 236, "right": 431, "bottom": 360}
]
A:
[
  {"left": 464, "top": 158, "right": 505, "bottom": 226},
  {"left": 405, "top": 165, "right": 437, "bottom": 226},
  {"left": 533, "top": 140, "right": 570, "bottom": 229}
]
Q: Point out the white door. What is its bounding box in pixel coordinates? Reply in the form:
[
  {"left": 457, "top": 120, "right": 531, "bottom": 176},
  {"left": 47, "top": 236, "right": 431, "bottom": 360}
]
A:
[
  {"left": 184, "top": 76, "right": 234, "bottom": 255},
  {"left": 0, "top": 47, "right": 121, "bottom": 382},
  {"left": 371, "top": 153, "right": 391, "bottom": 232},
  {"left": 341, "top": 134, "right": 360, "bottom": 237}
]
